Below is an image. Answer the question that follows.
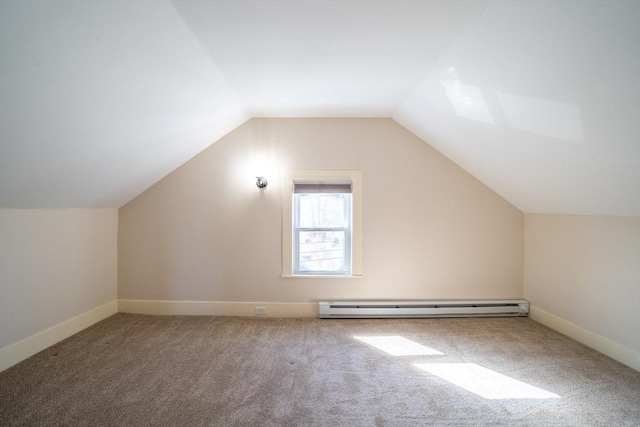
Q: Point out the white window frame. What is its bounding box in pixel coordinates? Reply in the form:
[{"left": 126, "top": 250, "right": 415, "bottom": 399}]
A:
[{"left": 282, "top": 170, "right": 363, "bottom": 278}]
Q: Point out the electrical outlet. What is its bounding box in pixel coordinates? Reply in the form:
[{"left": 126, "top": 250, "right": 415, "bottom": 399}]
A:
[{"left": 255, "top": 307, "right": 267, "bottom": 315}]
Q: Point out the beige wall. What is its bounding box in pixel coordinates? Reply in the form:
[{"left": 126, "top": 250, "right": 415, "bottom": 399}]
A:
[
  {"left": 0, "top": 209, "right": 118, "bottom": 348},
  {"left": 524, "top": 214, "right": 640, "bottom": 356},
  {"left": 119, "top": 118, "right": 523, "bottom": 303}
]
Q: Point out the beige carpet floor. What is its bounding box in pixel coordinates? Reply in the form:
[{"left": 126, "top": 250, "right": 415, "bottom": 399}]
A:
[{"left": 1, "top": 314, "right": 639, "bottom": 426}]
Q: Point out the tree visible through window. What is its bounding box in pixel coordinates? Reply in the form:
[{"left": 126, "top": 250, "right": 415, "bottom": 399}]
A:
[{"left": 293, "top": 183, "right": 352, "bottom": 275}]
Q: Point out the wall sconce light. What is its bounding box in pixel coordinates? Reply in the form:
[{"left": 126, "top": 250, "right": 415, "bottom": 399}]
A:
[{"left": 256, "top": 176, "right": 268, "bottom": 189}]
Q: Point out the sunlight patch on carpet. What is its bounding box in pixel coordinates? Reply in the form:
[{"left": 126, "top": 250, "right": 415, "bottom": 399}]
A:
[
  {"left": 414, "top": 363, "right": 561, "bottom": 399},
  {"left": 354, "top": 336, "right": 443, "bottom": 356}
]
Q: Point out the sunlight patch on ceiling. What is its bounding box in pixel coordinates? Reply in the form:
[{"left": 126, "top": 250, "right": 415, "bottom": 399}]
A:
[
  {"left": 414, "top": 363, "right": 560, "bottom": 399},
  {"left": 441, "top": 67, "right": 495, "bottom": 125},
  {"left": 354, "top": 336, "right": 443, "bottom": 356},
  {"left": 498, "top": 92, "right": 584, "bottom": 144}
]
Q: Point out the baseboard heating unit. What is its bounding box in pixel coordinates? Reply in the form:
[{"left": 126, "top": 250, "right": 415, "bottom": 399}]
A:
[{"left": 318, "top": 300, "right": 529, "bottom": 319}]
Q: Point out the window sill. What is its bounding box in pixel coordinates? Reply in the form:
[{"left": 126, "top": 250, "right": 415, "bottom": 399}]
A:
[{"left": 281, "top": 274, "right": 363, "bottom": 279}]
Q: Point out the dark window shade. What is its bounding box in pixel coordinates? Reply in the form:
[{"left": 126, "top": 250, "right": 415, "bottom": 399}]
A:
[{"left": 293, "top": 182, "right": 352, "bottom": 194}]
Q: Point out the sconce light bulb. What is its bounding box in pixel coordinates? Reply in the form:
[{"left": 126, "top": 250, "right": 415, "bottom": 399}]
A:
[{"left": 256, "top": 176, "right": 268, "bottom": 189}]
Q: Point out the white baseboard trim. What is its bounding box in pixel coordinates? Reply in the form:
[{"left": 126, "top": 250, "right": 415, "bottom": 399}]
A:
[
  {"left": 529, "top": 306, "right": 640, "bottom": 371},
  {"left": 0, "top": 300, "right": 118, "bottom": 372},
  {"left": 118, "top": 299, "right": 318, "bottom": 318}
]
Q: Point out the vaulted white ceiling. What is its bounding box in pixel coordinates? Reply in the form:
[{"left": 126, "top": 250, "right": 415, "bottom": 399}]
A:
[{"left": 1, "top": 0, "right": 638, "bottom": 215}]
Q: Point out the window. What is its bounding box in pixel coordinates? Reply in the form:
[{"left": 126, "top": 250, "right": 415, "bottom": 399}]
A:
[
  {"left": 282, "top": 170, "right": 362, "bottom": 277},
  {"left": 293, "top": 183, "right": 352, "bottom": 275}
]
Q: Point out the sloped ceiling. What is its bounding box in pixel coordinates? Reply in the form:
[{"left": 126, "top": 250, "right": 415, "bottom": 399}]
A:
[
  {"left": 1, "top": 1, "right": 638, "bottom": 215},
  {"left": 0, "top": 1, "right": 248, "bottom": 208}
]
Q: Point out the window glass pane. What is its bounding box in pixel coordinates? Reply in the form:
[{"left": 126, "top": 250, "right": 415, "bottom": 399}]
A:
[
  {"left": 298, "top": 231, "right": 345, "bottom": 272},
  {"left": 298, "top": 193, "right": 349, "bottom": 228}
]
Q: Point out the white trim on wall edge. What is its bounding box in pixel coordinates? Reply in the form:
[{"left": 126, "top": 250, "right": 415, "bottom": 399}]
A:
[
  {"left": 529, "top": 306, "right": 639, "bottom": 372},
  {"left": 0, "top": 300, "right": 118, "bottom": 372},
  {"left": 118, "top": 300, "right": 317, "bottom": 318}
]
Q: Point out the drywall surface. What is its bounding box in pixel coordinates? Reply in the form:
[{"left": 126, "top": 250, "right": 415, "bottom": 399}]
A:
[
  {"left": 119, "top": 118, "right": 523, "bottom": 303},
  {"left": 0, "top": 209, "right": 118, "bottom": 348},
  {"left": 525, "top": 214, "right": 640, "bottom": 355}
]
